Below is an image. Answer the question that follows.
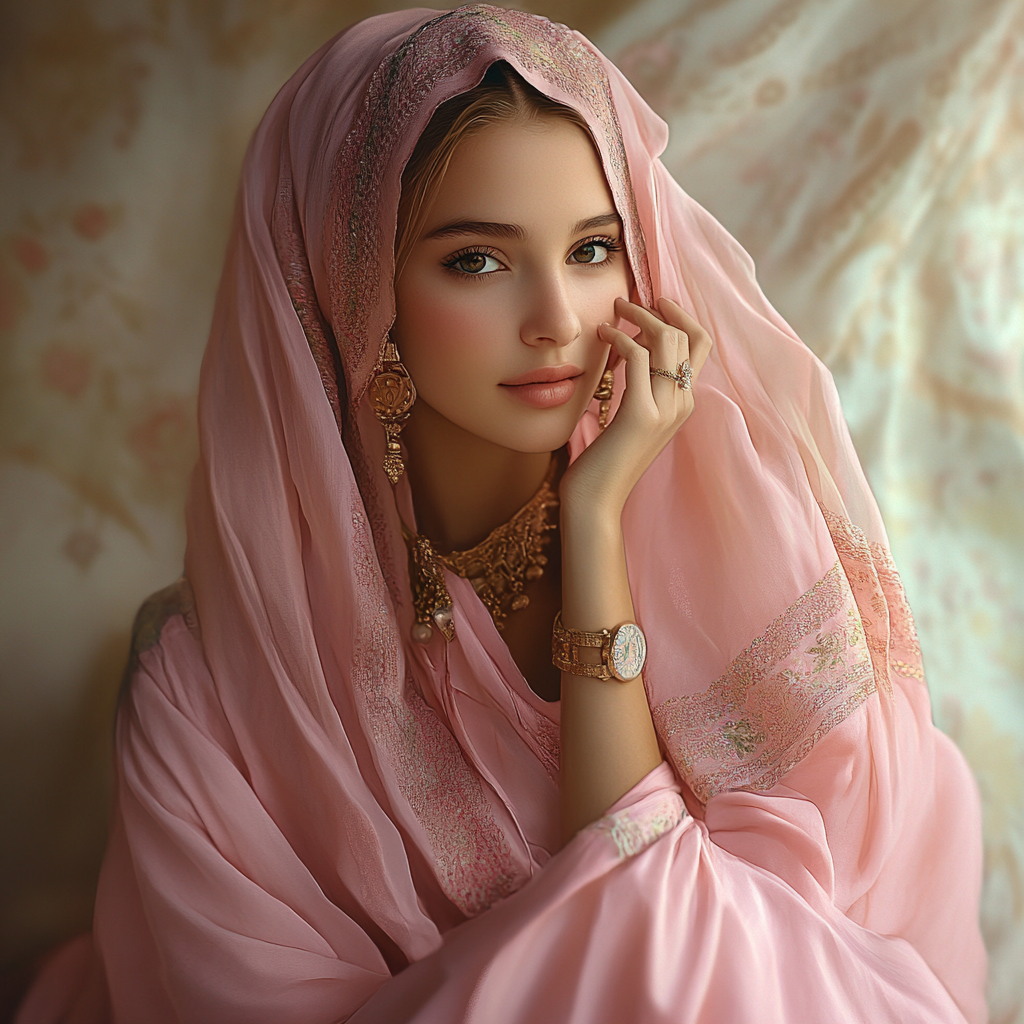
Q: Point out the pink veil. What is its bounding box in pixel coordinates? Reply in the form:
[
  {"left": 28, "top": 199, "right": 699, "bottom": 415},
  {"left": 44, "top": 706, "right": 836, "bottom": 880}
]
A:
[{"left": 16, "top": 7, "right": 986, "bottom": 1024}]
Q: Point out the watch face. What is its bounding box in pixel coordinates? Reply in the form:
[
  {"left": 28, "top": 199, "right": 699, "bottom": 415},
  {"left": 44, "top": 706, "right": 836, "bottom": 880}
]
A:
[{"left": 611, "top": 623, "right": 647, "bottom": 681}]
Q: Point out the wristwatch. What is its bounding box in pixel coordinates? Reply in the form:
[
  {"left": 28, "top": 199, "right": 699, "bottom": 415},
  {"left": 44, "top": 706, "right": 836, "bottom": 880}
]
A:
[{"left": 551, "top": 612, "right": 647, "bottom": 682}]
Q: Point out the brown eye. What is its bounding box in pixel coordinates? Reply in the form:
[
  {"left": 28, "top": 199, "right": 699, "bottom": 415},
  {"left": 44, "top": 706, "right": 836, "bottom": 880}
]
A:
[
  {"left": 571, "top": 242, "right": 610, "bottom": 265},
  {"left": 447, "top": 251, "right": 501, "bottom": 275},
  {"left": 458, "top": 253, "right": 488, "bottom": 274}
]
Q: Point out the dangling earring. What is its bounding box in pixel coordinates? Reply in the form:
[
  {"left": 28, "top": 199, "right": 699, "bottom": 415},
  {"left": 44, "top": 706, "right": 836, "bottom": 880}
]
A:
[
  {"left": 594, "top": 368, "right": 615, "bottom": 430},
  {"left": 369, "top": 338, "right": 417, "bottom": 484}
]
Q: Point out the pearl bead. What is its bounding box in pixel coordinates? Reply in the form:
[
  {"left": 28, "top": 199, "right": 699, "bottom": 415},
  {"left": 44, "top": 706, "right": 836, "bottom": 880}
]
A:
[{"left": 411, "top": 622, "right": 433, "bottom": 644}]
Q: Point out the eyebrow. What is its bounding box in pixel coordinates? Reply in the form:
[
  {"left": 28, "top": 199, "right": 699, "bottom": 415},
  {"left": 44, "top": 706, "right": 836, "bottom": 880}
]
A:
[
  {"left": 424, "top": 211, "right": 621, "bottom": 242},
  {"left": 426, "top": 220, "right": 525, "bottom": 241},
  {"left": 571, "top": 213, "right": 621, "bottom": 234}
]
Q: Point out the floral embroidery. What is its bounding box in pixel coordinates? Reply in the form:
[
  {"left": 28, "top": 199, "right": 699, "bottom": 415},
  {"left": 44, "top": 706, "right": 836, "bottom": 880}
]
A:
[
  {"left": 653, "top": 561, "right": 876, "bottom": 802},
  {"left": 819, "top": 504, "right": 925, "bottom": 691},
  {"left": 807, "top": 628, "right": 847, "bottom": 672},
  {"left": 591, "top": 791, "right": 686, "bottom": 860},
  {"left": 652, "top": 506, "right": 927, "bottom": 803},
  {"left": 722, "top": 718, "right": 763, "bottom": 756},
  {"left": 509, "top": 691, "right": 560, "bottom": 783},
  {"left": 893, "top": 659, "right": 925, "bottom": 681}
]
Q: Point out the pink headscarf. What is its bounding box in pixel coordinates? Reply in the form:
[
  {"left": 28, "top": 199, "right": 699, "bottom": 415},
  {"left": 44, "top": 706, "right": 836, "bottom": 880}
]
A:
[{"left": 17, "top": 7, "right": 986, "bottom": 1023}]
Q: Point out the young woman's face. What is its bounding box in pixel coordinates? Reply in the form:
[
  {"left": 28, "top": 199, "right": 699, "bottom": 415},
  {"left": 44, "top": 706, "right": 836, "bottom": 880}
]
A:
[{"left": 392, "top": 117, "right": 633, "bottom": 453}]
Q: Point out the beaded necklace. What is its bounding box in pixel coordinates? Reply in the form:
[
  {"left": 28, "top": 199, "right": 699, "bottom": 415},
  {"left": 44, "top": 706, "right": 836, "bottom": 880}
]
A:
[{"left": 404, "top": 457, "right": 559, "bottom": 643}]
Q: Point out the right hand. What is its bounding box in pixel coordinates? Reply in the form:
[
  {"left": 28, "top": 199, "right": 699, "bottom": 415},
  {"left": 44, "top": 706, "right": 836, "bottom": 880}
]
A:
[{"left": 559, "top": 295, "right": 713, "bottom": 520}]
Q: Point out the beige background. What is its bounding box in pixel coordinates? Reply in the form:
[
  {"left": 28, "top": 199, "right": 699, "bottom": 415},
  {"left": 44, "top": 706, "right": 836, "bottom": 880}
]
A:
[{"left": 1, "top": 0, "right": 1022, "bottom": 1019}]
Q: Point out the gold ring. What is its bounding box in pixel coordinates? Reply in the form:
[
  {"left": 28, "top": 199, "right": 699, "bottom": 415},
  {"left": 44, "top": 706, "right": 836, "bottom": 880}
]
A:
[{"left": 650, "top": 360, "right": 692, "bottom": 391}]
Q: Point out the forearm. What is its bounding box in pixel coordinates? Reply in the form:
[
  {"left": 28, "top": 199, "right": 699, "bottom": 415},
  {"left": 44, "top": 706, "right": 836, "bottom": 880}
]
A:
[{"left": 558, "top": 507, "right": 662, "bottom": 844}]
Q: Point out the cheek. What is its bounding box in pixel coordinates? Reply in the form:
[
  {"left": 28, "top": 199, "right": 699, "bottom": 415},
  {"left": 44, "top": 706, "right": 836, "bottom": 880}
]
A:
[
  {"left": 572, "top": 265, "right": 631, "bottom": 325},
  {"left": 396, "top": 279, "right": 512, "bottom": 394},
  {"left": 418, "top": 296, "right": 491, "bottom": 358},
  {"left": 595, "top": 264, "right": 632, "bottom": 311}
]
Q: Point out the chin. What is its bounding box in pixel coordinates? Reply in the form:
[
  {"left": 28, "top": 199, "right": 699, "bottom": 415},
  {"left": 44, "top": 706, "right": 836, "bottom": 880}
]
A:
[{"left": 484, "top": 408, "right": 584, "bottom": 454}]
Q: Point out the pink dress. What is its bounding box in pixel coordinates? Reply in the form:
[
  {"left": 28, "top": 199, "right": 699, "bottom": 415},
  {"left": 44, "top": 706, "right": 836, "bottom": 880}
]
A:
[{"left": 17, "top": 6, "right": 987, "bottom": 1023}]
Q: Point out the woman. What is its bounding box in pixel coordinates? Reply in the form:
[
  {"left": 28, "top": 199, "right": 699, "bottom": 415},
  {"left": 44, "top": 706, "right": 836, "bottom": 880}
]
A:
[{"left": 18, "top": 6, "right": 986, "bottom": 1023}]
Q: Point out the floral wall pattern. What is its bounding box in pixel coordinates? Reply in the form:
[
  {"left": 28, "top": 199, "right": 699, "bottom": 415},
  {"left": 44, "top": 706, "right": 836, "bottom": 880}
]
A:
[{"left": 1, "top": 0, "right": 1021, "bottom": 1019}]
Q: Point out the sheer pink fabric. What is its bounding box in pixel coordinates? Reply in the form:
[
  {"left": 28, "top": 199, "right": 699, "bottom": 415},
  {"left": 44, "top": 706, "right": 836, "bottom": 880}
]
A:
[{"left": 17, "top": 6, "right": 986, "bottom": 1023}]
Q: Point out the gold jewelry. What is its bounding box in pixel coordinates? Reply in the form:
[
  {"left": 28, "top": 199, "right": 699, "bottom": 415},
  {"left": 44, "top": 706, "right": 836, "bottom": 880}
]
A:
[
  {"left": 404, "top": 531, "right": 455, "bottom": 643},
  {"left": 405, "top": 458, "right": 560, "bottom": 642},
  {"left": 593, "top": 368, "right": 615, "bottom": 429},
  {"left": 551, "top": 612, "right": 647, "bottom": 681},
  {"left": 649, "top": 360, "right": 692, "bottom": 391},
  {"left": 369, "top": 339, "right": 417, "bottom": 483}
]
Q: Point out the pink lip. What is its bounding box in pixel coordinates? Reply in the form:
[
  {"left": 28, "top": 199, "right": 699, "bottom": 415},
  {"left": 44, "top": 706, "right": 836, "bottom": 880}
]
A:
[
  {"left": 499, "top": 364, "right": 584, "bottom": 409},
  {"left": 500, "top": 364, "right": 584, "bottom": 386}
]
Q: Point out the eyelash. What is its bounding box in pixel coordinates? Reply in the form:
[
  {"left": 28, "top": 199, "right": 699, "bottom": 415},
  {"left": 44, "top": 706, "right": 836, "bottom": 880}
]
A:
[
  {"left": 572, "top": 235, "right": 624, "bottom": 264},
  {"left": 441, "top": 235, "right": 624, "bottom": 277}
]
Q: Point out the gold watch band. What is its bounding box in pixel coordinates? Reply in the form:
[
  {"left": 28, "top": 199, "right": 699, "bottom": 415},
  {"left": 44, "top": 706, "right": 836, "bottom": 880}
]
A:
[
  {"left": 552, "top": 611, "right": 614, "bottom": 680},
  {"left": 551, "top": 611, "right": 649, "bottom": 682}
]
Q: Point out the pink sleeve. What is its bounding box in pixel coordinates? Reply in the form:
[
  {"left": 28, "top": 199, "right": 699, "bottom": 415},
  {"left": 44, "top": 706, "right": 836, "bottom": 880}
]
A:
[
  {"left": 94, "top": 620, "right": 392, "bottom": 1024},
  {"left": 704, "top": 673, "right": 987, "bottom": 1024}
]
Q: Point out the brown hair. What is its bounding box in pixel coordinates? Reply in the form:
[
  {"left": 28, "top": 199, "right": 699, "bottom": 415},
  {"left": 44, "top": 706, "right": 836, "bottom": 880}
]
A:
[{"left": 394, "top": 61, "right": 595, "bottom": 276}]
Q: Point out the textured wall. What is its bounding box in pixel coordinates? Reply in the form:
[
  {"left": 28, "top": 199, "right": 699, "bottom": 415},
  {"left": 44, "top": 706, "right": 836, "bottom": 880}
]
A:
[{"left": 1, "top": 0, "right": 1021, "bottom": 1019}]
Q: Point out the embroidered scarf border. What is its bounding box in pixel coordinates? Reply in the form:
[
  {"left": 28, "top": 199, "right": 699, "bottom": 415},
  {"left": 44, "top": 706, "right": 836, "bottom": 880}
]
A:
[{"left": 653, "top": 506, "right": 926, "bottom": 803}]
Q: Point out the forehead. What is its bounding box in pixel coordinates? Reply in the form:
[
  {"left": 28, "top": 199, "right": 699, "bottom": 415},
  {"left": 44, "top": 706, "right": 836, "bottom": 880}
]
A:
[{"left": 422, "top": 119, "right": 617, "bottom": 230}]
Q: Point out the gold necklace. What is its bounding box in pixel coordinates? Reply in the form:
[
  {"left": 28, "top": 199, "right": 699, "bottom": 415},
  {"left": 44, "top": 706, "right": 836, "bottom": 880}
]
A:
[{"left": 404, "top": 458, "right": 560, "bottom": 644}]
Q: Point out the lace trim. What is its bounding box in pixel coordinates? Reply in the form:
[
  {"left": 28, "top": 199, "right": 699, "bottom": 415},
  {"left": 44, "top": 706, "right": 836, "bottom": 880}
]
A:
[
  {"left": 653, "top": 507, "right": 926, "bottom": 803},
  {"left": 653, "top": 561, "right": 875, "bottom": 802},
  {"left": 591, "top": 790, "right": 686, "bottom": 860},
  {"left": 529, "top": 707, "right": 561, "bottom": 783},
  {"left": 350, "top": 506, "right": 526, "bottom": 916},
  {"left": 272, "top": 170, "right": 345, "bottom": 433},
  {"left": 820, "top": 504, "right": 924, "bottom": 691}
]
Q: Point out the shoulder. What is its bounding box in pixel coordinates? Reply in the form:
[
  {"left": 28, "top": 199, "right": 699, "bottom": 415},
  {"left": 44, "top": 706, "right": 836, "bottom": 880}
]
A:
[{"left": 121, "top": 578, "right": 202, "bottom": 698}]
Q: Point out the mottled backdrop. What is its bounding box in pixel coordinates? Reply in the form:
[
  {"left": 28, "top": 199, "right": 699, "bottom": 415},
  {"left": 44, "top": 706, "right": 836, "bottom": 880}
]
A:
[{"left": 1, "top": 0, "right": 1021, "bottom": 1019}]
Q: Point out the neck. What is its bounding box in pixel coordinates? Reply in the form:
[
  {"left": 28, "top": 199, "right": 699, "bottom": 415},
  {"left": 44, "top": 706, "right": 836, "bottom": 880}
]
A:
[{"left": 402, "top": 400, "right": 552, "bottom": 552}]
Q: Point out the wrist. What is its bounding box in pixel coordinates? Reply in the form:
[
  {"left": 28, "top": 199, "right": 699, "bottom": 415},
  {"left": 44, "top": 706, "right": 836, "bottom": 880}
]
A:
[
  {"left": 559, "top": 503, "right": 623, "bottom": 544},
  {"left": 559, "top": 480, "right": 625, "bottom": 528}
]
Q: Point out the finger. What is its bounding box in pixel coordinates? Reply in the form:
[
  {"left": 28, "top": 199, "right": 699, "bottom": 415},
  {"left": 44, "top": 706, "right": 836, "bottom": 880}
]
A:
[
  {"left": 657, "top": 298, "right": 713, "bottom": 379},
  {"left": 613, "top": 298, "right": 686, "bottom": 407},
  {"left": 687, "top": 329, "right": 712, "bottom": 381},
  {"left": 597, "top": 322, "right": 656, "bottom": 409},
  {"left": 611, "top": 327, "right": 682, "bottom": 413},
  {"left": 598, "top": 321, "right": 647, "bottom": 365},
  {"left": 641, "top": 299, "right": 694, "bottom": 409},
  {"left": 618, "top": 296, "right": 692, "bottom": 387},
  {"left": 614, "top": 297, "right": 684, "bottom": 345}
]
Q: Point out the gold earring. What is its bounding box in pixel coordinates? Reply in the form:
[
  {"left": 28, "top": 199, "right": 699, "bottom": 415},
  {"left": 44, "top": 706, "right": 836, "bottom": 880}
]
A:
[
  {"left": 593, "top": 369, "right": 614, "bottom": 430},
  {"left": 369, "top": 338, "right": 417, "bottom": 484}
]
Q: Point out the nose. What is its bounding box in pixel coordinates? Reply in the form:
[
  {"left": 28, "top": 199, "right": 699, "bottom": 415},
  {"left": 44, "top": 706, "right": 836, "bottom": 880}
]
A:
[{"left": 519, "top": 270, "right": 582, "bottom": 349}]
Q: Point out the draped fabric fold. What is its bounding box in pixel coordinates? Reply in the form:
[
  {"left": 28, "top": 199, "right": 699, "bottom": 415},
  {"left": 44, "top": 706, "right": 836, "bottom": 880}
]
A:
[{"left": 16, "top": 6, "right": 986, "bottom": 1023}]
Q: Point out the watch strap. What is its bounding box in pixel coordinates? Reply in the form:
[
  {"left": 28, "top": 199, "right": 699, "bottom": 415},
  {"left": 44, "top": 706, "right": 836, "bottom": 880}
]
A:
[{"left": 551, "top": 612, "right": 614, "bottom": 680}]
